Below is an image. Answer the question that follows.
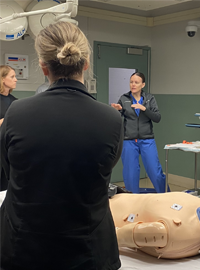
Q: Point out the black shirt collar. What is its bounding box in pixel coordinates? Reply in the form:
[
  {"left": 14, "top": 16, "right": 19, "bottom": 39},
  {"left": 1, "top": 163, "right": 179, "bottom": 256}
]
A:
[{"left": 47, "top": 78, "right": 96, "bottom": 100}]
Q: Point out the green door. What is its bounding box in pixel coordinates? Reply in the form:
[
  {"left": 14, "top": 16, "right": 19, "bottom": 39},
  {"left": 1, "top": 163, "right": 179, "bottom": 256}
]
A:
[{"left": 93, "top": 41, "right": 151, "bottom": 183}]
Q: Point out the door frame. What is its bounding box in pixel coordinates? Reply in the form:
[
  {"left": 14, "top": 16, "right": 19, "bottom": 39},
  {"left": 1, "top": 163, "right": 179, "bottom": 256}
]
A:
[
  {"left": 93, "top": 41, "right": 151, "bottom": 97},
  {"left": 93, "top": 41, "right": 151, "bottom": 182}
]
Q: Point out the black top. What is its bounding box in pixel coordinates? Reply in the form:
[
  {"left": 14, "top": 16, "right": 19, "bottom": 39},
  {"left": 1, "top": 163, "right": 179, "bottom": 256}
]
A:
[
  {"left": 0, "top": 93, "right": 17, "bottom": 191},
  {"left": 118, "top": 91, "right": 161, "bottom": 140},
  {"left": 0, "top": 79, "right": 123, "bottom": 270},
  {"left": 0, "top": 93, "right": 17, "bottom": 119}
]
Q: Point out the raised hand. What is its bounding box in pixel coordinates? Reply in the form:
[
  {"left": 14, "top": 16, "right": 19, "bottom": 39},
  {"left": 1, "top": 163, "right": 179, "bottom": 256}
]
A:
[
  {"left": 111, "top": 103, "right": 122, "bottom": 111},
  {"left": 131, "top": 102, "right": 146, "bottom": 111}
]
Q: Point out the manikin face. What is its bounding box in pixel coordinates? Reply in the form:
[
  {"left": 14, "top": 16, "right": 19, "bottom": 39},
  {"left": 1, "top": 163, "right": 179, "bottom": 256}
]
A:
[
  {"left": 2, "top": 69, "right": 17, "bottom": 94},
  {"left": 130, "top": 74, "right": 145, "bottom": 95}
]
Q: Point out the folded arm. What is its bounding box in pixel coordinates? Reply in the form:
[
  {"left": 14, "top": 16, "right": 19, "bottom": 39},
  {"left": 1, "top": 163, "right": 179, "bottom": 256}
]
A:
[{"left": 116, "top": 221, "right": 167, "bottom": 248}]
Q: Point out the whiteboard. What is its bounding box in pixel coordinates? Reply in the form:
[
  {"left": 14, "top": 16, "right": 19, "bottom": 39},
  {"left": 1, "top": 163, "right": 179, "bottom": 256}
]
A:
[{"left": 109, "top": 68, "right": 136, "bottom": 104}]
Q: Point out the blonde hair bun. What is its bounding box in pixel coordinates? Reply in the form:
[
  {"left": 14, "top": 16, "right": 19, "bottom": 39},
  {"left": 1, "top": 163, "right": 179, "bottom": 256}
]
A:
[
  {"left": 57, "top": 42, "right": 81, "bottom": 66},
  {"left": 35, "top": 21, "right": 91, "bottom": 79}
]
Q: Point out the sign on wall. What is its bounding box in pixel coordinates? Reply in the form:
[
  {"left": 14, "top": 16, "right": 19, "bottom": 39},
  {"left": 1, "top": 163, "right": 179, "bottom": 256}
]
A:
[{"left": 5, "top": 54, "right": 29, "bottom": 80}]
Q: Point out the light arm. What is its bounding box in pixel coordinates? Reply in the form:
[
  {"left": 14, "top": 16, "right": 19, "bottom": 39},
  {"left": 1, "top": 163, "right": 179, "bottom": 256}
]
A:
[{"left": 0, "top": 1, "right": 78, "bottom": 24}]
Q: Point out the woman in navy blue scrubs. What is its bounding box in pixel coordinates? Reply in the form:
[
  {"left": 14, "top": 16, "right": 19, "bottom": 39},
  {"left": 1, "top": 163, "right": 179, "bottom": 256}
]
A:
[{"left": 111, "top": 72, "right": 168, "bottom": 194}]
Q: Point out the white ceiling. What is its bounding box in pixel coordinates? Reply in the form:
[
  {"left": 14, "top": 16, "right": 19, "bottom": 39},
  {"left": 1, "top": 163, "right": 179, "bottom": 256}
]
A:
[
  {"left": 77, "top": 0, "right": 200, "bottom": 17},
  {"left": 13, "top": 0, "right": 200, "bottom": 17},
  {"left": 89, "top": 0, "right": 192, "bottom": 11},
  {"left": 14, "top": 0, "right": 32, "bottom": 10}
]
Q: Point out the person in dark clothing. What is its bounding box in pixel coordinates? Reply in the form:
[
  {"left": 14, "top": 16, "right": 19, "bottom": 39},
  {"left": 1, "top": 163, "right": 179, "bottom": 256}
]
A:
[
  {"left": 0, "top": 22, "right": 123, "bottom": 270},
  {"left": 0, "top": 65, "right": 17, "bottom": 191},
  {"left": 111, "top": 72, "right": 168, "bottom": 194},
  {"left": 0, "top": 65, "right": 17, "bottom": 125}
]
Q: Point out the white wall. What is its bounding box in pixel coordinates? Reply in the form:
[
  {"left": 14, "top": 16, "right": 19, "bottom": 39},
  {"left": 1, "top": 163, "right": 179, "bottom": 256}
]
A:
[
  {"left": 151, "top": 20, "right": 200, "bottom": 95},
  {"left": 0, "top": 15, "right": 151, "bottom": 92},
  {"left": 77, "top": 16, "right": 151, "bottom": 47}
]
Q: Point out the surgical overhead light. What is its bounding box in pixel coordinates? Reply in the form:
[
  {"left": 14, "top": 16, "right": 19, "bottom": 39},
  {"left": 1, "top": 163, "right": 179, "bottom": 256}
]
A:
[
  {"left": 0, "top": 0, "right": 78, "bottom": 41},
  {"left": 0, "top": 1, "right": 28, "bottom": 41}
]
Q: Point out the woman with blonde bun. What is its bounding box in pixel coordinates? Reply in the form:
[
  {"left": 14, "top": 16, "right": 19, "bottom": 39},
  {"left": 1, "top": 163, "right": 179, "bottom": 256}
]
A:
[{"left": 0, "top": 22, "right": 123, "bottom": 270}]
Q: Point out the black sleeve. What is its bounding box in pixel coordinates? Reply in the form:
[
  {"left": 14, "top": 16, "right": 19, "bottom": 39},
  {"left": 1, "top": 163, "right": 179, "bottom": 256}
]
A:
[
  {"left": 117, "top": 96, "right": 124, "bottom": 116},
  {"left": 144, "top": 95, "right": 161, "bottom": 123},
  {"left": 112, "top": 120, "right": 124, "bottom": 167},
  {"left": 0, "top": 112, "right": 10, "bottom": 189}
]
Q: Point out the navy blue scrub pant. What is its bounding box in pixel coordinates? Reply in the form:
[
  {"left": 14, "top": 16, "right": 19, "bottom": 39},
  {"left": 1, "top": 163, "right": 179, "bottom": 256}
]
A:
[{"left": 121, "top": 139, "right": 167, "bottom": 194}]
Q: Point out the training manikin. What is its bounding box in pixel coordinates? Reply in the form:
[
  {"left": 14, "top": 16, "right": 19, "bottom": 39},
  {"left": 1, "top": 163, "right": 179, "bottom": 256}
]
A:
[{"left": 109, "top": 192, "right": 200, "bottom": 259}]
